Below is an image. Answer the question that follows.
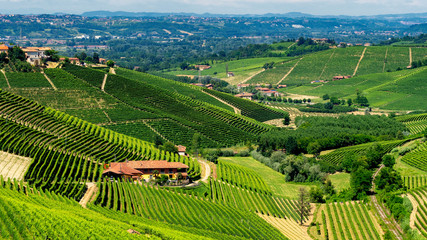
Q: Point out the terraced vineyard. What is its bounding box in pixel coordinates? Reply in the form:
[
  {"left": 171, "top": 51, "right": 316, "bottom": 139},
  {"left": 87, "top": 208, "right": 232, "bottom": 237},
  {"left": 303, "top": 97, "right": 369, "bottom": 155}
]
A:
[
  {"left": 202, "top": 88, "right": 285, "bottom": 122},
  {"left": 61, "top": 64, "right": 272, "bottom": 147},
  {"left": 94, "top": 179, "right": 286, "bottom": 240},
  {"left": 207, "top": 179, "right": 299, "bottom": 220},
  {"left": 396, "top": 113, "right": 427, "bottom": 134},
  {"left": 217, "top": 160, "right": 271, "bottom": 194},
  {"left": 0, "top": 179, "right": 230, "bottom": 240},
  {"left": 320, "top": 139, "right": 407, "bottom": 165},
  {"left": 403, "top": 175, "right": 427, "bottom": 189},
  {"left": 408, "top": 187, "right": 427, "bottom": 238},
  {"left": 316, "top": 202, "right": 382, "bottom": 240},
  {"left": 401, "top": 141, "right": 427, "bottom": 171},
  {"left": 0, "top": 89, "right": 200, "bottom": 198}
]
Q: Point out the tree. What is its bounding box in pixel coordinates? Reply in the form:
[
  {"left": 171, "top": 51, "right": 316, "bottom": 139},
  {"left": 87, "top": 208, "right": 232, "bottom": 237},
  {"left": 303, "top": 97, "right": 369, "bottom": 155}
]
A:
[
  {"left": 322, "top": 94, "right": 330, "bottom": 100},
  {"left": 75, "top": 51, "right": 87, "bottom": 61},
  {"left": 8, "top": 46, "right": 26, "bottom": 62},
  {"left": 382, "top": 154, "right": 395, "bottom": 168},
  {"left": 374, "top": 167, "right": 403, "bottom": 192},
  {"left": 152, "top": 170, "right": 160, "bottom": 178},
  {"left": 323, "top": 179, "right": 336, "bottom": 197},
  {"left": 347, "top": 98, "right": 353, "bottom": 106},
  {"left": 93, "top": 52, "right": 100, "bottom": 63},
  {"left": 365, "top": 143, "right": 384, "bottom": 169},
  {"left": 330, "top": 96, "right": 340, "bottom": 105},
  {"left": 106, "top": 60, "right": 115, "bottom": 68},
  {"left": 324, "top": 102, "right": 334, "bottom": 110},
  {"left": 309, "top": 187, "right": 325, "bottom": 203},
  {"left": 0, "top": 52, "right": 9, "bottom": 64},
  {"left": 283, "top": 112, "right": 291, "bottom": 125},
  {"left": 154, "top": 135, "right": 163, "bottom": 147},
  {"left": 307, "top": 141, "right": 321, "bottom": 156},
  {"left": 296, "top": 188, "right": 311, "bottom": 225},
  {"left": 350, "top": 167, "right": 372, "bottom": 199},
  {"left": 162, "top": 141, "right": 178, "bottom": 154}
]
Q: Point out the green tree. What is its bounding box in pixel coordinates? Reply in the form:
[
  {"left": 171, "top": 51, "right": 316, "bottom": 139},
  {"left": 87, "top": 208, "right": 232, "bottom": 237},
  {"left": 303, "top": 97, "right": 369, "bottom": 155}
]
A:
[
  {"left": 350, "top": 167, "right": 372, "bottom": 199},
  {"left": 307, "top": 141, "right": 321, "bottom": 156},
  {"left": 152, "top": 170, "right": 159, "bottom": 178},
  {"left": 162, "top": 142, "right": 178, "bottom": 154},
  {"left": 296, "top": 187, "right": 311, "bottom": 225},
  {"left": 322, "top": 94, "right": 330, "bottom": 100},
  {"left": 309, "top": 187, "right": 325, "bottom": 203},
  {"left": 283, "top": 112, "right": 291, "bottom": 125},
  {"left": 365, "top": 143, "right": 384, "bottom": 169},
  {"left": 93, "top": 52, "right": 100, "bottom": 63},
  {"left": 347, "top": 98, "right": 353, "bottom": 106},
  {"left": 192, "top": 133, "right": 201, "bottom": 156},
  {"left": 374, "top": 167, "right": 403, "bottom": 192},
  {"left": 382, "top": 154, "right": 395, "bottom": 168},
  {"left": 154, "top": 135, "right": 163, "bottom": 148},
  {"left": 8, "top": 46, "right": 26, "bottom": 62},
  {"left": 106, "top": 60, "right": 115, "bottom": 68}
]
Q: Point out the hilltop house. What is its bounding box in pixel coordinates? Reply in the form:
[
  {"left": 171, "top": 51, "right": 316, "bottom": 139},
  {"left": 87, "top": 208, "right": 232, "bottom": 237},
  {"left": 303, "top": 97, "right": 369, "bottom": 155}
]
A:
[
  {"left": 235, "top": 92, "right": 254, "bottom": 100},
  {"left": 0, "top": 44, "right": 8, "bottom": 54},
  {"left": 102, "top": 160, "right": 189, "bottom": 181},
  {"left": 333, "top": 75, "right": 351, "bottom": 81},
  {"left": 22, "top": 47, "right": 52, "bottom": 66},
  {"left": 195, "top": 65, "right": 211, "bottom": 70}
]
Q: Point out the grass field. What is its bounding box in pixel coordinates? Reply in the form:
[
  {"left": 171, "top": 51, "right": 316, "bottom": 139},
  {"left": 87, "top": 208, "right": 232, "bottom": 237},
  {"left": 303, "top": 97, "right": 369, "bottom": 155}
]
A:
[
  {"left": 218, "top": 156, "right": 316, "bottom": 199},
  {"left": 328, "top": 173, "right": 351, "bottom": 192},
  {"left": 285, "top": 66, "right": 427, "bottom": 111},
  {"left": 164, "top": 57, "right": 293, "bottom": 84}
]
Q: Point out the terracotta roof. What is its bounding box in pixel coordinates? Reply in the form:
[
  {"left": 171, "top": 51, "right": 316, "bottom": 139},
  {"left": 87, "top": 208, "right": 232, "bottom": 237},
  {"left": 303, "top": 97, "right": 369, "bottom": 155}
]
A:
[
  {"left": 235, "top": 92, "right": 254, "bottom": 97},
  {"left": 102, "top": 162, "right": 142, "bottom": 176},
  {"left": 127, "top": 160, "right": 189, "bottom": 169},
  {"left": 176, "top": 145, "right": 186, "bottom": 152},
  {"left": 0, "top": 45, "right": 8, "bottom": 51}
]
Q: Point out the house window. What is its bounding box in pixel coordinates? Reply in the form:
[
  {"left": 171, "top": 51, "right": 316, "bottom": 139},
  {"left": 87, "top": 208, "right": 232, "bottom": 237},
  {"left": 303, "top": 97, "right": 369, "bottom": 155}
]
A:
[
  {"left": 169, "top": 169, "right": 173, "bottom": 174},
  {"left": 160, "top": 169, "right": 165, "bottom": 174}
]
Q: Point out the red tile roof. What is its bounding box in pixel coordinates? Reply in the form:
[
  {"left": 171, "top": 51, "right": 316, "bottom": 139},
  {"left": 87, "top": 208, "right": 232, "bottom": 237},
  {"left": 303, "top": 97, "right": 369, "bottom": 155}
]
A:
[
  {"left": 102, "top": 162, "right": 142, "bottom": 176},
  {"left": 127, "top": 160, "right": 189, "bottom": 169},
  {"left": 235, "top": 92, "right": 254, "bottom": 97},
  {"left": 0, "top": 44, "right": 8, "bottom": 51},
  {"left": 176, "top": 145, "right": 186, "bottom": 152}
]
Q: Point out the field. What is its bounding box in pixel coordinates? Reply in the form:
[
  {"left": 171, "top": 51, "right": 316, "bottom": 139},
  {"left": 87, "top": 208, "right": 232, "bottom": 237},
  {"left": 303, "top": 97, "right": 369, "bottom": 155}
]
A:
[
  {"left": 328, "top": 173, "right": 351, "bottom": 192},
  {"left": 238, "top": 46, "right": 427, "bottom": 86},
  {"left": 396, "top": 113, "right": 427, "bottom": 134},
  {"left": 320, "top": 139, "right": 407, "bottom": 165},
  {"left": 218, "top": 156, "right": 316, "bottom": 199},
  {"left": 164, "top": 57, "right": 292, "bottom": 84},
  {"left": 286, "top": 66, "right": 427, "bottom": 111},
  {"left": 401, "top": 141, "right": 427, "bottom": 171},
  {"left": 6, "top": 72, "right": 52, "bottom": 88},
  {"left": 0, "top": 151, "right": 32, "bottom": 181},
  {"left": 407, "top": 187, "right": 427, "bottom": 238},
  {"left": 309, "top": 202, "right": 383, "bottom": 240},
  {"left": 403, "top": 176, "right": 427, "bottom": 189}
]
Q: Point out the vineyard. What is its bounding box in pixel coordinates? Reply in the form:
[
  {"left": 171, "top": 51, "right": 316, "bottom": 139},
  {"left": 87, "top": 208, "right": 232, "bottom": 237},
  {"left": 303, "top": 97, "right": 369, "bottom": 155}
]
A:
[
  {"left": 403, "top": 176, "right": 427, "bottom": 190},
  {"left": 407, "top": 187, "right": 427, "bottom": 238},
  {"left": 60, "top": 64, "right": 273, "bottom": 147},
  {"left": 320, "top": 139, "right": 407, "bottom": 165},
  {"left": 202, "top": 88, "right": 285, "bottom": 122},
  {"left": 93, "top": 179, "right": 286, "bottom": 240},
  {"left": 217, "top": 160, "right": 271, "bottom": 194},
  {"left": 6, "top": 72, "right": 51, "bottom": 88},
  {"left": 0, "top": 178, "right": 226, "bottom": 240},
  {"left": 310, "top": 202, "right": 382, "bottom": 240},
  {"left": 0, "top": 89, "right": 200, "bottom": 198},
  {"left": 396, "top": 113, "right": 427, "bottom": 134},
  {"left": 206, "top": 179, "right": 300, "bottom": 220},
  {"left": 401, "top": 141, "right": 427, "bottom": 171}
]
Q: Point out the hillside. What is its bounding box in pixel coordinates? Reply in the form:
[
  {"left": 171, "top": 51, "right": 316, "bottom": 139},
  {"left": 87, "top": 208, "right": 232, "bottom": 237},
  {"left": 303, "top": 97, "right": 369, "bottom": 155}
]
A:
[
  {"left": 3, "top": 65, "right": 281, "bottom": 148},
  {"left": 285, "top": 66, "right": 427, "bottom": 111}
]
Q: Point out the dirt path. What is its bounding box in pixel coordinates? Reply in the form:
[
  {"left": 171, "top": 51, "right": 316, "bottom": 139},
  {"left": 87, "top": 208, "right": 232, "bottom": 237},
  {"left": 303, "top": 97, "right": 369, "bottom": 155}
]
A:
[
  {"left": 406, "top": 194, "right": 418, "bottom": 229},
  {"left": 240, "top": 68, "right": 265, "bottom": 84},
  {"left": 141, "top": 121, "right": 168, "bottom": 141},
  {"left": 319, "top": 49, "right": 336, "bottom": 79},
  {"left": 353, "top": 47, "right": 367, "bottom": 76},
  {"left": 409, "top": 48, "right": 413, "bottom": 66},
  {"left": 371, "top": 195, "right": 403, "bottom": 240},
  {"left": 79, "top": 182, "right": 98, "bottom": 208},
  {"left": 372, "top": 164, "right": 384, "bottom": 192},
  {"left": 101, "top": 74, "right": 108, "bottom": 91},
  {"left": 0, "top": 151, "right": 32, "bottom": 181},
  {"left": 41, "top": 71, "right": 57, "bottom": 90},
  {"left": 277, "top": 58, "right": 302, "bottom": 84},
  {"left": 109, "top": 67, "right": 116, "bottom": 75},
  {"left": 383, "top": 48, "right": 389, "bottom": 72},
  {"left": 203, "top": 90, "right": 241, "bottom": 115},
  {"left": 198, "top": 159, "right": 211, "bottom": 183},
  {"left": 1, "top": 70, "right": 11, "bottom": 88}
]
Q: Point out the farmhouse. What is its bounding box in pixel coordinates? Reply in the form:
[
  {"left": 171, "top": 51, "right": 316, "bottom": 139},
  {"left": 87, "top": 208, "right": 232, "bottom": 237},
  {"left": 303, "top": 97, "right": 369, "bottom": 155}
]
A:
[
  {"left": 102, "top": 160, "right": 189, "bottom": 181},
  {"left": 195, "top": 65, "right": 211, "bottom": 70},
  {"left": 333, "top": 75, "right": 351, "bottom": 80},
  {"left": 0, "top": 44, "right": 8, "bottom": 53},
  {"left": 235, "top": 92, "right": 254, "bottom": 100},
  {"left": 59, "top": 57, "right": 80, "bottom": 65},
  {"left": 22, "top": 47, "right": 52, "bottom": 66}
]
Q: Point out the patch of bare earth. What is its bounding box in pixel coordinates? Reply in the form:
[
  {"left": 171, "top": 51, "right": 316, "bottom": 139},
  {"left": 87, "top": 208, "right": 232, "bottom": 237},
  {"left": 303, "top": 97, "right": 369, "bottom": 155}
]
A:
[{"left": 0, "top": 151, "right": 32, "bottom": 181}]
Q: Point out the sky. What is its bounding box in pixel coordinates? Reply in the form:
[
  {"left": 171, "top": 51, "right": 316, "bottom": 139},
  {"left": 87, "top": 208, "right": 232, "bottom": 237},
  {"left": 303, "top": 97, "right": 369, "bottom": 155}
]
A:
[{"left": 0, "top": 0, "right": 426, "bottom": 16}]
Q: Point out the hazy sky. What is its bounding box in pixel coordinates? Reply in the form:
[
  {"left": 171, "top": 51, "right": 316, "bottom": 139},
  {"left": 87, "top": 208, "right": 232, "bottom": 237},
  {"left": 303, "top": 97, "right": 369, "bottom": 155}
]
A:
[{"left": 0, "top": 0, "right": 426, "bottom": 16}]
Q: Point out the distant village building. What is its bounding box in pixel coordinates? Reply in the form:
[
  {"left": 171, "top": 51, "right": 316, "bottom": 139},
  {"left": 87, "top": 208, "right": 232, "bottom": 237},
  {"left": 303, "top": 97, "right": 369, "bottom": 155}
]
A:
[
  {"left": 0, "top": 44, "right": 8, "bottom": 54},
  {"left": 235, "top": 92, "right": 254, "bottom": 100},
  {"left": 22, "top": 47, "right": 52, "bottom": 66},
  {"left": 102, "top": 160, "right": 189, "bottom": 181},
  {"left": 333, "top": 75, "right": 351, "bottom": 81},
  {"left": 237, "top": 84, "right": 250, "bottom": 89},
  {"left": 364, "top": 43, "right": 372, "bottom": 47},
  {"left": 227, "top": 72, "right": 235, "bottom": 77},
  {"left": 176, "top": 145, "right": 187, "bottom": 156},
  {"left": 261, "top": 90, "right": 280, "bottom": 97},
  {"left": 277, "top": 85, "right": 287, "bottom": 88},
  {"left": 194, "top": 65, "right": 211, "bottom": 70},
  {"left": 312, "top": 38, "right": 329, "bottom": 44},
  {"left": 59, "top": 57, "right": 80, "bottom": 65}
]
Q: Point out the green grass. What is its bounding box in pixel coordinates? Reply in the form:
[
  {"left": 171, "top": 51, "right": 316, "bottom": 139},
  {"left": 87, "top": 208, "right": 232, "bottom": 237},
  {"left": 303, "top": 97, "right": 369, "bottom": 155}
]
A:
[
  {"left": 328, "top": 173, "right": 351, "bottom": 192},
  {"left": 164, "top": 57, "right": 292, "bottom": 84},
  {"left": 218, "top": 156, "right": 316, "bottom": 199}
]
